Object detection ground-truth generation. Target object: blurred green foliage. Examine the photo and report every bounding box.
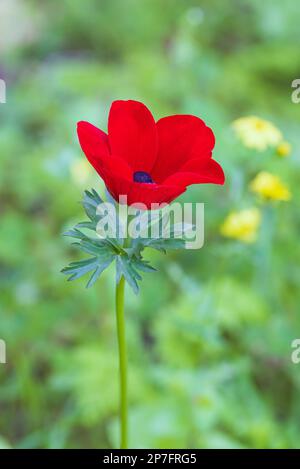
[0,0,300,449]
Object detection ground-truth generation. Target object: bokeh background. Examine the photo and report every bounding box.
[0,0,300,449]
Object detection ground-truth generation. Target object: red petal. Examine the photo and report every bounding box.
[77,121,110,174]
[163,159,225,187]
[127,183,186,208]
[102,172,185,209]
[102,155,133,180]
[151,115,215,183]
[180,158,225,184]
[108,100,158,172]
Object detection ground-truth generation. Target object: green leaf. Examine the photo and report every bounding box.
[82,189,103,220]
[62,253,115,285]
[117,256,140,294]
[61,257,99,278]
[62,189,186,292]
[105,188,117,206]
[63,228,86,239]
[76,221,97,231]
[77,240,109,257]
[86,258,114,288]
[131,257,157,273]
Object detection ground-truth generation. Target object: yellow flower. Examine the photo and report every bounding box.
[220,208,261,243]
[70,159,92,186]
[232,116,282,151]
[250,171,291,201]
[276,141,291,158]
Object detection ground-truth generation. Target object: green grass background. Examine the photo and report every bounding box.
[0,0,300,448]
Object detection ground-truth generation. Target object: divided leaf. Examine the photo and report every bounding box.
[62,189,188,293]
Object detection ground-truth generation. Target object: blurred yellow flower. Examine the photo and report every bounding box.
[276,141,291,158]
[250,171,291,201]
[70,158,92,186]
[220,208,261,243]
[232,116,282,151]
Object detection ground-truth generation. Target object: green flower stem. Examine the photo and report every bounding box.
[115,274,128,449]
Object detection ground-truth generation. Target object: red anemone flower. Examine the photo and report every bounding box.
[77,100,225,209]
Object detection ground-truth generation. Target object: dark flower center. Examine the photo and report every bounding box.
[133,171,154,184]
